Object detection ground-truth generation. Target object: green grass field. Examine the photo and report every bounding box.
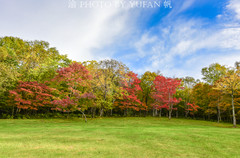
[0,117,239,158]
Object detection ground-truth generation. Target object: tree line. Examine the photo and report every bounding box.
[0,37,239,127]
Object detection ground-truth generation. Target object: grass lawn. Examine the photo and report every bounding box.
[0,117,239,158]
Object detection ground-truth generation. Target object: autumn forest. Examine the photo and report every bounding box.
[1,36,240,127]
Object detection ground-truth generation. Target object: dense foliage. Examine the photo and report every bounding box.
[0,37,240,127]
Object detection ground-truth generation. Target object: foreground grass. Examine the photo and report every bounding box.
[0,117,239,158]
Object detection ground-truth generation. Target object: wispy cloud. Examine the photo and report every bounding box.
[129,0,240,79]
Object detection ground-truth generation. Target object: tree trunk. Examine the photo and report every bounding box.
[91,107,93,118]
[168,92,172,120]
[144,111,147,117]
[124,109,128,116]
[186,110,189,118]
[217,97,221,123]
[176,110,178,118]
[91,107,96,118]
[208,109,210,121]
[159,109,162,117]
[80,110,87,123]
[12,105,14,118]
[219,109,222,122]
[169,107,172,120]
[217,106,221,123]
[231,93,236,128]
[67,111,70,119]
[100,108,104,117]
[185,101,189,118]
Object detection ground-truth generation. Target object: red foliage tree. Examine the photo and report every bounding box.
[152,76,182,119]
[9,81,53,111]
[186,102,200,115]
[118,72,144,114]
[51,62,95,120]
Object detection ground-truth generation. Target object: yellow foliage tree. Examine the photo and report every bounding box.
[215,68,240,127]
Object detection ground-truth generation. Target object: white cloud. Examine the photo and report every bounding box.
[134,33,158,58]
[178,0,196,13]
[0,0,135,62]
[227,0,240,20]
[166,0,196,17]
[132,17,240,79]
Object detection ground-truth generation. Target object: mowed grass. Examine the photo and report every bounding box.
[0,118,240,158]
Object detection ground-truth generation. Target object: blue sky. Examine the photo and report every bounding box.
[0,0,240,79]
